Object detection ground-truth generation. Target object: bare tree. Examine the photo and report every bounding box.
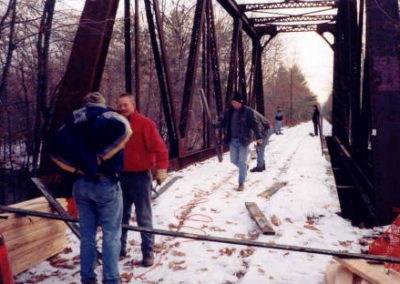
[32,0,56,170]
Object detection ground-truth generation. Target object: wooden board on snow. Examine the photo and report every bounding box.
[257,181,287,198]
[334,257,400,284]
[326,262,368,284]
[245,202,275,235]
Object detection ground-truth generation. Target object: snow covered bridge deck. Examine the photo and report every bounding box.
[15,122,370,283]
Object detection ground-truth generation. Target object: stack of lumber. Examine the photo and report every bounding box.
[326,256,400,284]
[0,197,68,275]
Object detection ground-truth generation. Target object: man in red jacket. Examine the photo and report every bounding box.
[118,93,168,267]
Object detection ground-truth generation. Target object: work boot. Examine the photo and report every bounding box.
[119,247,127,258]
[250,165,265,172]
[237,183,245,191]
[142,251,154,267]
[82,280,97,284]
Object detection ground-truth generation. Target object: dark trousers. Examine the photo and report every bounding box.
[120,171,154,254]
[313,122,319,136]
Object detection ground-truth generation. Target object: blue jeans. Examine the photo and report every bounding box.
[275,120,282,134]
[230,138,249,185]
[256,129,272,167]
[120,171,154,254]
[73,176,122,284]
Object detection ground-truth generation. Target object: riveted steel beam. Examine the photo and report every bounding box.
[216,0,258,39]
[257,23,335,34]
[365,0,400,224]
[239,1,338,11]
[144,0,179,158]
[251,15,336,26]
[179,0,207,140]
[49,0,120,131]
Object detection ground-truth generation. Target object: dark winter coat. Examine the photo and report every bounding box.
[217,105,262,146]
[47,103,132,179]
[275,110,283,121]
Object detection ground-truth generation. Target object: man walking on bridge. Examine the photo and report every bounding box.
[216,92,262,191]
[118,93,168,267]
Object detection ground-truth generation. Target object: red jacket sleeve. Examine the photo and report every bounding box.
[143,120,169,170]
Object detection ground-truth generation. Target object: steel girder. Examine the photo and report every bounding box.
[216,0,258,39]
[365,0,400,224]
[179,0,207,141]
[48,0,120,131]
[178,0,225,162]
[40,0,120,196]
[144,0,180,158]
[239,1,338,11]
[225,19,242,108]
[206,0,223,114]
[252,39,265,115]
[124,0,132,94]
[134,0,141,107]
[250,15,336,25]
[257,23,335,34]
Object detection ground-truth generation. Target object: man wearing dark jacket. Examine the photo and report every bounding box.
[216,92,262,191]
[48,92,132,284]
[118,92,168,267]
[312,104,320,136]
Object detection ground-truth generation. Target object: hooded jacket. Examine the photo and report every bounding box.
[48,103,132,178]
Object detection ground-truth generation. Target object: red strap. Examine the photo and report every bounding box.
[0,234,14,284]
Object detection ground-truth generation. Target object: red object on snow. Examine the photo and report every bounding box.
[67,198,79,218]
[369,214,400,272]
[0,234,14,284]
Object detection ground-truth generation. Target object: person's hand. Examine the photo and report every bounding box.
[156,169,167,185]
[256,139,263,146]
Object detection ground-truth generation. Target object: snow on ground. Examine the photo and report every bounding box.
[15,121,371,284]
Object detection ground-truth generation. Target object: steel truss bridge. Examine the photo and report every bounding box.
[44,0,400,226]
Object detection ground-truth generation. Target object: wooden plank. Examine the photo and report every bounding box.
[245,202,275,235]
[11,237,66,275]
[0,197,67,225]
[6,197,48,209]
[326,263,363,284]
[1,217,63,240]
[0,197,67,236]
[5,221,67,253]
[257,181,288,198]
[9,231,66,262]
[334,257,400,284]
[0,214,44,232]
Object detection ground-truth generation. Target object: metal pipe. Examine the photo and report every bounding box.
[134,0,140,105]
[124,0,133,94]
